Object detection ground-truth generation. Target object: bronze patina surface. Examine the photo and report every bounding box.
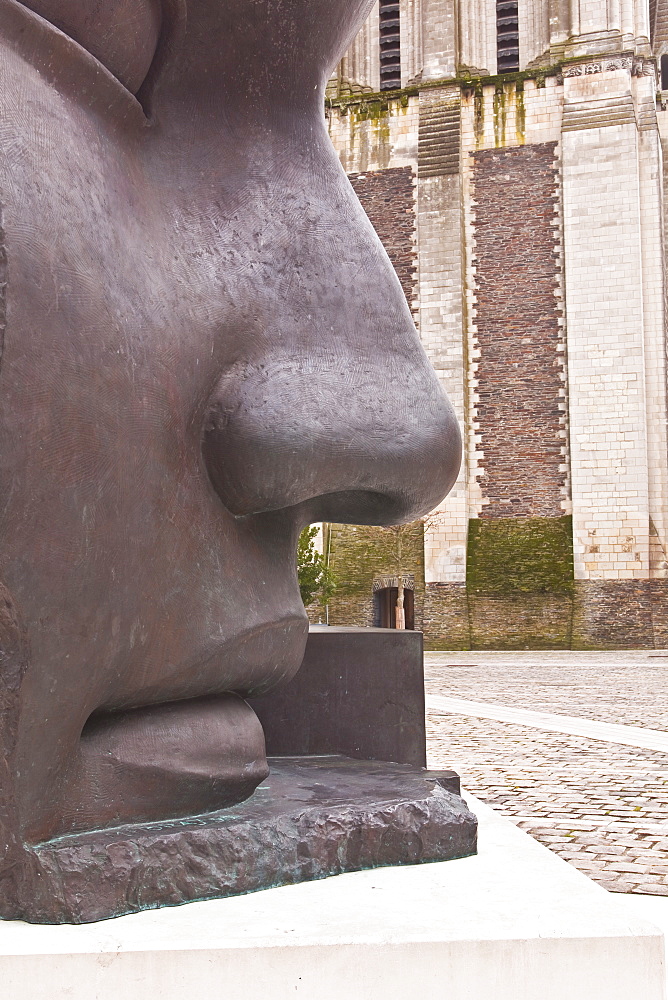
[0,0,464,921]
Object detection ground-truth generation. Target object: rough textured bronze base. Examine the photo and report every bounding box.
[2,756,477,924]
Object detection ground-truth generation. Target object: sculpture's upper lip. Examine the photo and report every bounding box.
[96,611,310,713]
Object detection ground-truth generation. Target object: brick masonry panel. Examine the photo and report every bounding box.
[471,142,565,518]
[348,166,417,316]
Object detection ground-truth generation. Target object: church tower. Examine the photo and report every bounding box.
[322,0,668,648]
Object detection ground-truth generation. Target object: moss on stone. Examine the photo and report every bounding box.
[329,521,424,593]
[493,85,507,147]
[325,521,425,627]
[325,66,563,115]
[469,593,574,649]
[467,516,574,594]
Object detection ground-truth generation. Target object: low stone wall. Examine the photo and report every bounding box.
[420,577,668,649]
[324,521,425,630]
[324,515,668,648]
[423,586,573,651]
[423,583,470,650]
[572,581,668,650]
[468,593,573,649]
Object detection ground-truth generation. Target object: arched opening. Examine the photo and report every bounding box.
[373,586,415,629]
[496,0,519,72]
[379,0,401,90]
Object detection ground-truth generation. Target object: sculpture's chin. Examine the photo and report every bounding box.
[30,694,269,843]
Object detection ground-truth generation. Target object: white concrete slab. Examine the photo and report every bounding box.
[427,694,668,752]
[0,793,663,1000]
[613,895,668,996]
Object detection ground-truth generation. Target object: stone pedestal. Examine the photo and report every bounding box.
[0,795,663,999]
[250,625,430,766]
[10,756,475,924]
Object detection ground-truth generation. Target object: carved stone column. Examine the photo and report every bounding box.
[458,0,497,74]
[561,59,666,622]
[328,2,380,97]
[400,0,423,84]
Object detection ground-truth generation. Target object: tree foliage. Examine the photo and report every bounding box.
[297,525,337,607]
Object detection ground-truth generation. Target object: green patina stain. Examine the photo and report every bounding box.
[467,516,574,594]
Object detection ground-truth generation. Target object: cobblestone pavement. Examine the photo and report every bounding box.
[424,650,668,729]
[424,652,668,895]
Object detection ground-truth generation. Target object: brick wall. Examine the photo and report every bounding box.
[572,582,654,649]
[349,166,418,315]
[471,141,566,518]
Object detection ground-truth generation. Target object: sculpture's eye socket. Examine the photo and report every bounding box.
[19,0,163,94]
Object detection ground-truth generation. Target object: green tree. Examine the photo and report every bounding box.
[297,525,337,608]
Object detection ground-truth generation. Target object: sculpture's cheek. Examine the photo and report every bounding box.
[19,0,162,94]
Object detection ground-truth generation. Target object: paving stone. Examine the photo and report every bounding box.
[425,652,668,896]
[424,651,668,729]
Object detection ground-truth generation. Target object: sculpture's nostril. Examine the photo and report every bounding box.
[202,349,462,526]
[20,0,163,94]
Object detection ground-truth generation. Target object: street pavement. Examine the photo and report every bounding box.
[424,651,668,896]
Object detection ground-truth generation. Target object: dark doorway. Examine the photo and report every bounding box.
[374,586,415,629]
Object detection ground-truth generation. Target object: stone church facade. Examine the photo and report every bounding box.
[318,0,668,648]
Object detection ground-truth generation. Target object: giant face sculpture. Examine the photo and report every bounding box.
[0,0,460,883]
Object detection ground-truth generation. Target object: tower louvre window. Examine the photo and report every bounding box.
[379,0,401,90]
[497,0,520,72]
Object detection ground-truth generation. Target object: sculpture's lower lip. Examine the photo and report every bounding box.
[46,615,312,840]
[44,691,273,840]
[98,612,310,712]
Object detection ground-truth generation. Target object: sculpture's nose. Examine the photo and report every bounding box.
[203,172,461,528]
[203,348,460,527]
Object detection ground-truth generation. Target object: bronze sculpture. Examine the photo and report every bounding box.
[0,0,471,922]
